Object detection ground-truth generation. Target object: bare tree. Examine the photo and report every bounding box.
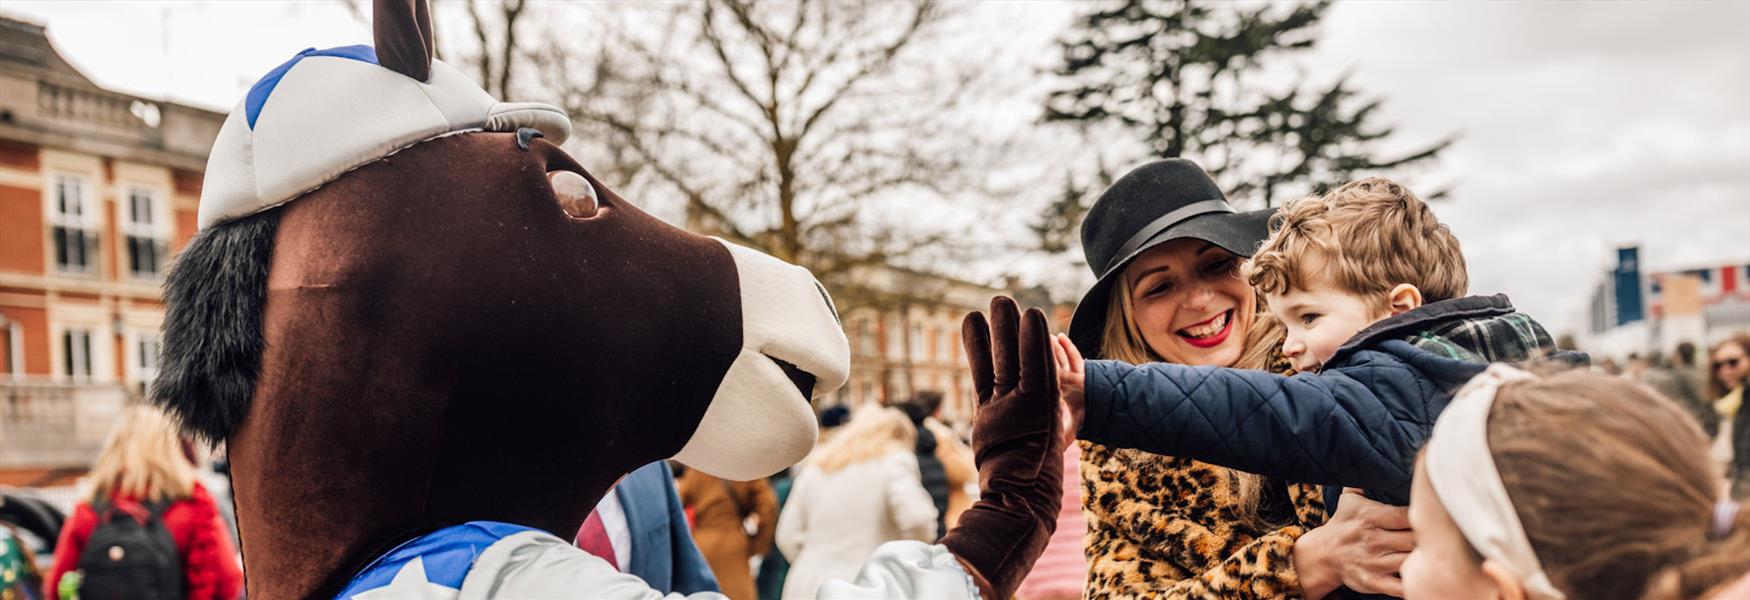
[521,0,1014,311]
[346,0,1023,310]
[341,0,528,97]
[461,0,527,98]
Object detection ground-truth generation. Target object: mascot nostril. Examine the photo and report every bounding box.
[515,126,543,150]
[157,1,1063,598]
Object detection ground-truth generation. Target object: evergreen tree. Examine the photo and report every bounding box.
[1032,160,1114,255]
[1043,0,1451,216]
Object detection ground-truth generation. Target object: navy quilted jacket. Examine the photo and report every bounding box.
[1077,295,1581,505]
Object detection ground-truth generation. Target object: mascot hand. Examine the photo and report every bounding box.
[939,296,1065,599]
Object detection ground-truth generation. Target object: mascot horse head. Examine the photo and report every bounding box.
[151,2,848,597]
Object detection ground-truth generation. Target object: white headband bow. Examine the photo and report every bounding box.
[1424,364,1566,600]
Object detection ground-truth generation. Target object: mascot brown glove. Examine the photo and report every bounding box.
[939,296,1065,599]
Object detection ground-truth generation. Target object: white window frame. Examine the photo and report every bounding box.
[51,173,100,275]
[910,322,925,360]
[886,314,905,358]
[857,318,876,357]
[122,186,172,280]
[129,331,161,396]
[61,328,93,381]
[7,322,23,379]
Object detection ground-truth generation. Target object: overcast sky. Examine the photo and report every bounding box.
[6,0,1748,338]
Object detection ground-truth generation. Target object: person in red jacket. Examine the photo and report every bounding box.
[44,405,241,600]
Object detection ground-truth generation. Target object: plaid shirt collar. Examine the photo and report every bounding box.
[1328,294,1548,366]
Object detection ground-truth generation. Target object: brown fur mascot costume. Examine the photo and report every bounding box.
[153,1,1062,598]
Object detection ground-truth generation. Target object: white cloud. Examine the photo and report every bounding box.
[4,1,368,110]
[1299,1,1750,336]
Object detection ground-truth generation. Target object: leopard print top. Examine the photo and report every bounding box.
[1079,349,1328,599]
[1080,444,1327,599]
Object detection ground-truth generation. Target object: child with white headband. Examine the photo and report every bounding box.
[1403,364,1749,600]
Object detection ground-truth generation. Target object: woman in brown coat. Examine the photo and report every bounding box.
[677,468,778,600]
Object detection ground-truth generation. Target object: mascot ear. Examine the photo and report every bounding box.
[374,0,434,82]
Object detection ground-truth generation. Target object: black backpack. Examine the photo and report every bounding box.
[74,498,182,600]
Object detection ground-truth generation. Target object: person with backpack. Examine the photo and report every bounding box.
[44,405,241,600]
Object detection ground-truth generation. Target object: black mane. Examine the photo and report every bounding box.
[151,208,280,444]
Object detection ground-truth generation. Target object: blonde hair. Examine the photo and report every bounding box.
[1248,178,1468,307]
[85,404,195,504]
[806,407,916,474]
[1479,369,1750,600]
[1098,268,1289,527]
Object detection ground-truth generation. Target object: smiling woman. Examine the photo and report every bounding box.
[1105,239,1257,367]
[1068,159,1414,599]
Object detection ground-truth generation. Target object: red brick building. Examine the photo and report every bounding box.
[831,266,1073,425]
[0,15,224,484]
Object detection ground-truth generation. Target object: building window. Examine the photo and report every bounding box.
[135,333,160,395]
[6,322,23,377]
[857,319,876,356]
[62,329,93,381]
[125,187,170,279]
[52,175,99,275]
[886,314,905,357]
[911,322,925,359]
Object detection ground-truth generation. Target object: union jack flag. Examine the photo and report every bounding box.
[1647,263,1750,318]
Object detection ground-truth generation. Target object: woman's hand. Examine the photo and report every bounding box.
[1050,333,1086,447]
[1293,488,1413,599]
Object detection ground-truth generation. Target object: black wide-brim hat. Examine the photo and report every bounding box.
[1068,158,1276,359]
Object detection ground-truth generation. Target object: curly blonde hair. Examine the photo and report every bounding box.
[804,407,916,474]
[1248,178,1468,307]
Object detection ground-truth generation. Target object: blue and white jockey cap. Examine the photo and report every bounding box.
[198,45,571,229]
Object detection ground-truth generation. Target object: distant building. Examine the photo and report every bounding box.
[1584,246,1750,358]
[829,265,1012,424]
[0,14,225,485]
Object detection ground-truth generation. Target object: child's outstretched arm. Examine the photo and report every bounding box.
[1050,334,1085,447]
[1076,354,1478,503]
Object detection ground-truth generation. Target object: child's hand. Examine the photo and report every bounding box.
[1051,333,1085,447]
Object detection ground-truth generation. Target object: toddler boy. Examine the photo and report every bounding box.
[1054,178,1581,505]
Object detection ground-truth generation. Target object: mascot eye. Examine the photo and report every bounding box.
[549,170,600,219]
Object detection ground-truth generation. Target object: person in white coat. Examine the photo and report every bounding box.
[777,408,940,599]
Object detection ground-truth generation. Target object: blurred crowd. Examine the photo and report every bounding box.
[4,332,1743,600]
[1604,334,1750,498]
[673,391,977,600]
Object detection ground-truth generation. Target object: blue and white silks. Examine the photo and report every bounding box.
[338,521,980,599]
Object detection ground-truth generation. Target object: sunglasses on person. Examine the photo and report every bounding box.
[1716,357,1746,371]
